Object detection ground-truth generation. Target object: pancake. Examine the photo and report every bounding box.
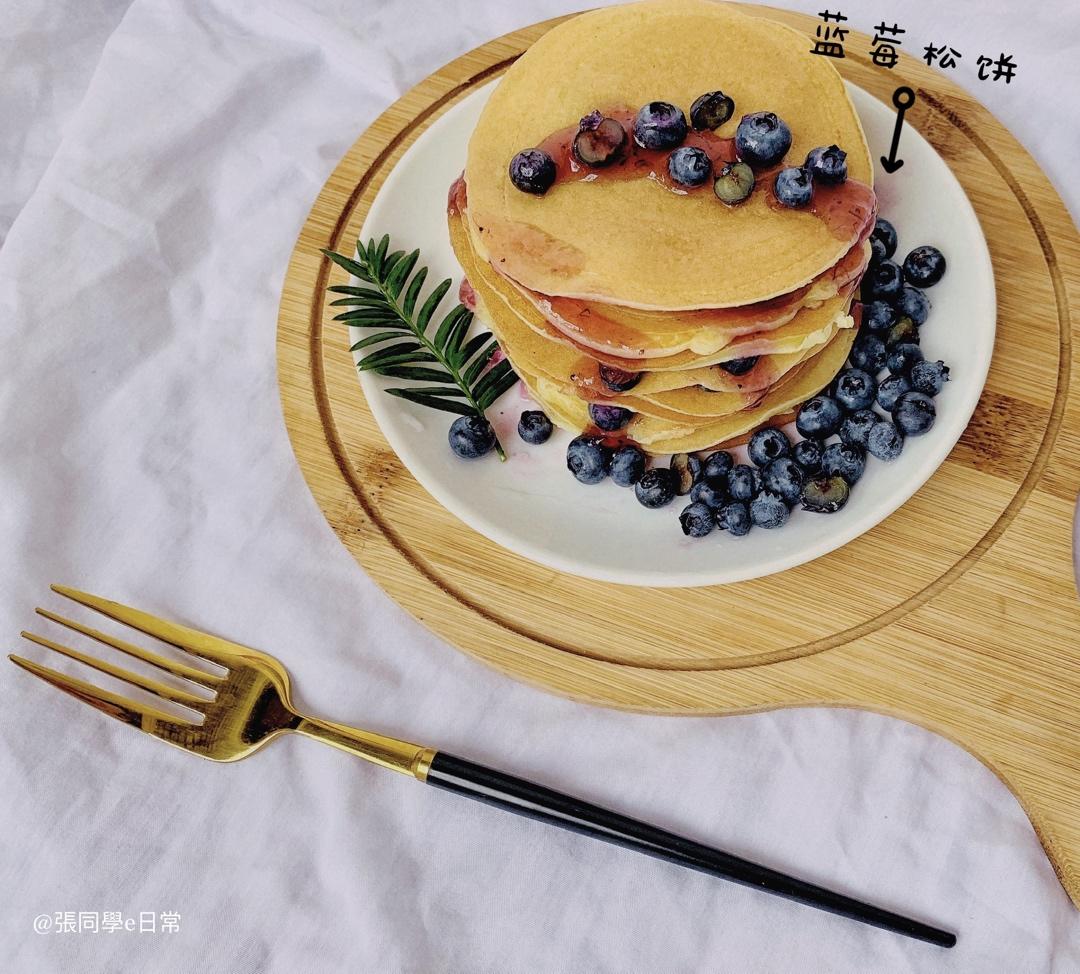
[613,326,853,422]
[517,367,591,434]
[473,288,758,421]
[465,0,874,309]
[451,205,855,373]
[486,228,871,357]
[628,328,857,452]
[456,213,837,409]
[518,328,850,449]
[632,344,816,395]
[510,325,856,452]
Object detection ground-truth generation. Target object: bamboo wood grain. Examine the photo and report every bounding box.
[276,7,1080,904]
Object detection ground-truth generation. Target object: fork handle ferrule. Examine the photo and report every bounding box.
[295,716,435,778]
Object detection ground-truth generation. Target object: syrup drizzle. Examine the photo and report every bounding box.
[530,108,876,241]
[534,109,737,196]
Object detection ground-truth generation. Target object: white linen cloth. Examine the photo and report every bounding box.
[2,1,1078,970]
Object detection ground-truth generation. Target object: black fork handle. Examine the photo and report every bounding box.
[425,751,956,948]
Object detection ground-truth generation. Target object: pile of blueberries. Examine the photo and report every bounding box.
[509,93,846,210]
[491,216,949,540]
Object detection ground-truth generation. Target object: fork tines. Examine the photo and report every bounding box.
[9,585,227,735]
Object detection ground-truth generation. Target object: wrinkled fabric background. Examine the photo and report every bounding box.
[2,1,1078,971]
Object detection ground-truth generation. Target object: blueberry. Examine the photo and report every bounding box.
[719,356,758,375]
[886,317,920,348]
[895,284,930,326]
[864,300,898,333]
[863,260,903,302]
[727,463,761,502]
[690,478,726,508]
[886,342,923,375]
[517,410,553,445]
[670,453,699,495]
[801,475,851,514]
[713,161,755,206]
[910,360,951,396]
[876,373,912,412]
[609,445,647,487]
[902,245,946,288]
[773,166,814,208]
[448,415,496,459]
[573,112,627,167]
[892,391,936,436]
[633,101,688,150]
[870,218,898,259]
[796,395,843,438]
[850,333,887,374]
[509,149,557,195]
[598,363,641,392]
[762,457,806,506]
[834,368,877,411]
[867,420,904,461]
[589,402,632,431]
[702,450,735,480]
[748,427,792,467]
[792,438,825,474]
[750,491,790,529]
[668,146,712,187]
[690,90,735,130]
[566,434,611,484]
[735,112,792,168]
[635,467,678,508]
[717,501,752,536]
[804,144,847,184]
[839,408,879,449]
[869,237,888,267]
[679,502,715,538]
[822,442,866,485]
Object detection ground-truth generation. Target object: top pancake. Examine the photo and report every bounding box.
[465,0,873,310]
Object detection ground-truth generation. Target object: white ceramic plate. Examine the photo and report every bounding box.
[355,81,995,587]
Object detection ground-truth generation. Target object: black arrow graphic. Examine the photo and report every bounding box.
[880,86,915,174]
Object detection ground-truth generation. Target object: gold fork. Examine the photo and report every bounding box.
[10,585,956,948]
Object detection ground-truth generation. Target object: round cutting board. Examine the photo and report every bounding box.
[277,6,1080,904]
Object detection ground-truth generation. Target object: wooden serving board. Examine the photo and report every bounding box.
[276,7,1080,904]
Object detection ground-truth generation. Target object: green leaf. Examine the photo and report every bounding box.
[478,368,521,410]
[391,385,470,397]
[343,323,410,334]
[462,339,500,385]
[360,353,438,373]
[382,250,405,278]
[376,365,455,382]
[445,311,474,366]
[458,332,491,365]
[333,306,402,322]
[416,279,452,333]
[385,249,419,298]
[433,303,469,351]
[401,266,428,317]
[328,285,383,298]
[322,249,371,282]
[329,295,386,307]
[473,358,515,402]
[356,341,425,369]
[384,388,475,416]
[349,331,406,352]
[373,235,390,273]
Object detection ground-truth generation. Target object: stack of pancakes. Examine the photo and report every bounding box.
[448,0,876,454]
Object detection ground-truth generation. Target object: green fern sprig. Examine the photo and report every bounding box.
[322,234,519,460]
